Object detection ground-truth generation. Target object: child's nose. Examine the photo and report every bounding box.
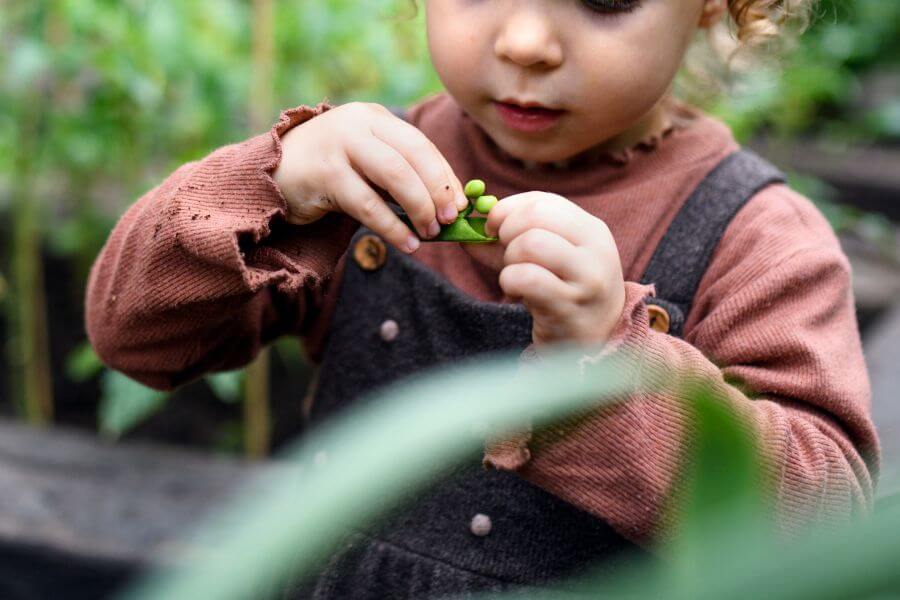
[493,9,563,69]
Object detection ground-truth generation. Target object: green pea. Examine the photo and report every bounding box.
[474,195,498,215]
[464,179,486,200]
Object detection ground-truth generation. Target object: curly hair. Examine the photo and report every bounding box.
[674,0,818,101]
[726,0,815,49]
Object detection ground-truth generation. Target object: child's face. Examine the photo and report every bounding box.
[426,0,715,164]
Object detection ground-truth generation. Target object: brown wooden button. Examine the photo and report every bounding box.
[353,234,387,271]
[647,304,671,334]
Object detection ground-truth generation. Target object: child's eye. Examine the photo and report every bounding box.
[581,0,641,14]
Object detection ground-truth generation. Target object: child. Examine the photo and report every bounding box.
[86,0,879,597]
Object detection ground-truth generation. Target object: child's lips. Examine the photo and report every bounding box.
[494,101,566,133]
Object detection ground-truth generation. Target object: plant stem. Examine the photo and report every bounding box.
[243,348,271,458]
[242,0,276,458]
[6,4,55,424]
[10,172,55,424]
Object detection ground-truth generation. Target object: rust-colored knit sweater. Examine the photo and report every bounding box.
[85,92,879,546]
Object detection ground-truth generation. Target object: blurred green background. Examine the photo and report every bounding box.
[1,0,898,453]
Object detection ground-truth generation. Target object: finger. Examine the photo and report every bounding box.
[346,136,438,239]
[328,164,420,254]
[437,153,470,212]
[499,262,576,313]
[371,117,468,224]
[503,228,594,283]
[416,127,470,214]
[497,200,596,249]
[484,192,539,238]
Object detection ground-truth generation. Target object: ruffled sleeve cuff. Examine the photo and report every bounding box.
[482,281,655,471]
[167,101,358,297]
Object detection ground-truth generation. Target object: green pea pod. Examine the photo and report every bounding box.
[433,216,496,243]
[396,208,497,243]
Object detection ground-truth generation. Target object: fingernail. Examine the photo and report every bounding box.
[457,194,470,210]
[442,204,459,223]
[406,235,420,253]
[427,219,441,238]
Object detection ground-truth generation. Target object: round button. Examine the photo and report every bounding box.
[353,234,387,271]
[380,319,399,342]
[470,513,492,537]
[647,304,671,334]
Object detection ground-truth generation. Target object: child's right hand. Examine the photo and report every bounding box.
[272,102,470,253]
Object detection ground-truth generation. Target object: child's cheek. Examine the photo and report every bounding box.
[426,3,482,99]
[571,2,699,131]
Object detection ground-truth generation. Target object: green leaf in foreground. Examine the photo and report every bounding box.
[662,385,770,598]
[120,345,899,600]
[121,345,637,600]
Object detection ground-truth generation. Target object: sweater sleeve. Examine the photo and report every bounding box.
[85,102,359,391]
[515,184,880,546]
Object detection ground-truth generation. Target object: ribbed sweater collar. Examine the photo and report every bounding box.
[422,93,737,198]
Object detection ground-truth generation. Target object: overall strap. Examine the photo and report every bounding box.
[640,149,786,337]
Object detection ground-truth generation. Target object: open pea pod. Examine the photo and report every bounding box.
[396,204,498,243]
[433,216,495,243]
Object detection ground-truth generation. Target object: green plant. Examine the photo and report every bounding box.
[117,345,893,600]
[65,340,246,440]
[1,0,441,433]
[709,0,900,144]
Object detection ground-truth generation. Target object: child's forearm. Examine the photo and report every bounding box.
[85,106,356,390]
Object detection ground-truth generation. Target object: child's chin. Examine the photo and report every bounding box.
[491,133,576,166]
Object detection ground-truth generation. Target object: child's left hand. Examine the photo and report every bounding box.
[463,192,626,347]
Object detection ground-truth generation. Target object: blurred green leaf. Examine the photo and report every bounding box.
[122,345,639,600]
[205,369,244,404]
[4,39,51,89]
[99,370,168,439]
[64,340,104,382]
[664,385,769,597]
[119,345,900,600]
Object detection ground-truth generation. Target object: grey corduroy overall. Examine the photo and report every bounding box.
[288,150,785,599]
